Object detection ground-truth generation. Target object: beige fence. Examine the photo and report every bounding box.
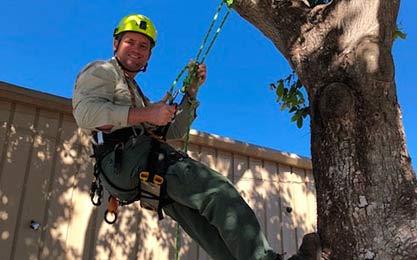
[0,81,316,260]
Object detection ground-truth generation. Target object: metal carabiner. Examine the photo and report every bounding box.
[90,182,103,206]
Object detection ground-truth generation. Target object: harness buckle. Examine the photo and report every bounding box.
[153,175,164,185]
[139,171,150,182]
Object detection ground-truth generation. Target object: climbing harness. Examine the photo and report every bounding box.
[89,127,188,224]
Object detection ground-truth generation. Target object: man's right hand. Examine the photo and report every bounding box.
[128,93,177,126]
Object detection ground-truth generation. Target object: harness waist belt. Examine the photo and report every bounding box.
[93,127,145,144]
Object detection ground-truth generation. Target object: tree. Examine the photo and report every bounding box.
[231,0,417,259]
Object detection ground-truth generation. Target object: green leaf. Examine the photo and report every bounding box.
[394,25,407,40]
[296,117,303,128]
[394,30,407,40]
[276,80,284,98]
[291,113,298,122]
[291,94,298,105]
[271,71,310,128]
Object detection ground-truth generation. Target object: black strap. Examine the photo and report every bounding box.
[113,143,124,175]
[92,127,144,144]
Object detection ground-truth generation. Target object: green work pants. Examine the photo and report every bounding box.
[163,157,278,260]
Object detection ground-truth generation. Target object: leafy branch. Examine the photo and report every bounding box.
[270,72,309,128]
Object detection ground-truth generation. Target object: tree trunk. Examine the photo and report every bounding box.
[232,0,417,258]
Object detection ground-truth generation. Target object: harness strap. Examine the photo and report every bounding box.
[138,137,174,219]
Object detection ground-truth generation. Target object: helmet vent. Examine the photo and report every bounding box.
[139,21,147,30]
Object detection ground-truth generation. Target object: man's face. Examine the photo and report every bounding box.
[113,32,152,73]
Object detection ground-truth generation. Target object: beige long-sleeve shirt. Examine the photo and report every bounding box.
[72,57,198,140]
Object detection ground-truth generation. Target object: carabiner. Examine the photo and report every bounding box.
[90,182,103,206]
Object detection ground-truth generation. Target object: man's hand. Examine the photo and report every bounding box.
[128,93,177,126]
[187,61,207,97]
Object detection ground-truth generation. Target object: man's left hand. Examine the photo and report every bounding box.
[187,62,207,97]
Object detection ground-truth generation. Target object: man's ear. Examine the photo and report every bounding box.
[113,39,119,53]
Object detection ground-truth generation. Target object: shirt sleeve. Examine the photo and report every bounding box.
[72,61,131,131]
[165,93,199,140]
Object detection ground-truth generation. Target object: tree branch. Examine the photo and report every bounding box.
[232,0,311,58]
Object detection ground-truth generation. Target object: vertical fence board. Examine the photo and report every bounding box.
[0,99,12,259]
[248,158,267,231]
[0,100,12,173]
[216,150,233,180]
[291,167,309,249]
[40,115,79,259]
[66,143,95,260]
[263,161,282,254]
[278,164,298,258]
[233,154,248,184]
[200,146,216,168]
[0,104,35,260]
[136,208,170,260]
[14,109,60,260]
[186,143,200,161]
[157,216,177,260]
[305,169,317,234]
[0,100,12,257]
[94,189,117,260]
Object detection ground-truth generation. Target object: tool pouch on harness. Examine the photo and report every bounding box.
[96,133,152,204]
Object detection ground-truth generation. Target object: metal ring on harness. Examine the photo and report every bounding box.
[104,196,119,224]
[104,210,118,224]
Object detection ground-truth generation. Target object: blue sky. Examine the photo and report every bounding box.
[1,0,416,169]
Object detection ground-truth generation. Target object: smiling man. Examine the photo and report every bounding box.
[72,14,282,260]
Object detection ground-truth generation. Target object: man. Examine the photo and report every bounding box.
[73,14,281,260]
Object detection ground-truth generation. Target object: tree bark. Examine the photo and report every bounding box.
[232,0,417,258]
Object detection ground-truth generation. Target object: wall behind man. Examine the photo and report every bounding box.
[0,81,316,260]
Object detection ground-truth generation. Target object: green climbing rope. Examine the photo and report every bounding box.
[171,1,233,259]
[167,0,233,101]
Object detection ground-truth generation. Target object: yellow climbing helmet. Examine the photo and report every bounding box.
[113,14,157,46]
